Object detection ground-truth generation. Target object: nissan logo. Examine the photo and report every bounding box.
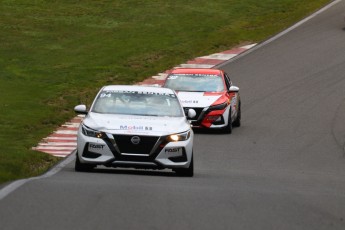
[131,136,141,145]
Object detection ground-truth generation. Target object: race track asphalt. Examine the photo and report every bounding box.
[1,1,345,229]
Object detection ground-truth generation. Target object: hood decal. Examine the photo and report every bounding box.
[83,113,189,135]
[177,92,222,107]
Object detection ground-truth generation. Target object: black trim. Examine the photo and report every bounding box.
[81,144,102,159]
[208,102,227,111]
[212,116,225,125]
[168,148,187,162]
[113,135,159,155]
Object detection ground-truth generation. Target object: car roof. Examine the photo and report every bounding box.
[101,85,175,94]
[169,68,223,75]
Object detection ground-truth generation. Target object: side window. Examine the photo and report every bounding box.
[224,73,232,89]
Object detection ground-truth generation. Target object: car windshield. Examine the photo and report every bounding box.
[165,74,225,92]
[91,90,184,117]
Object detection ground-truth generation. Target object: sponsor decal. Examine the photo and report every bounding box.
[178,92,222,107]
[120,125,153,131]
[181,100,199,104]
[165,147,182,153]
[100,91,175,98]
[89,144,105,150]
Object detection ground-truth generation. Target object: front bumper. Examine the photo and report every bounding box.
[76,127,193,169]
[186,106,231,129]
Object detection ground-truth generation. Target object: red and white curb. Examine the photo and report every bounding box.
[138,44,256,86]
[32,43,256,157]
[32,116,83,157]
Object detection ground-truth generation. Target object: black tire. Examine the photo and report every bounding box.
[75,153,95,172]
[233,102,241,127]
[223,108,232,134]
[174,156,194,177]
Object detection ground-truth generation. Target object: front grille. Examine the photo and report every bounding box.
[113,135,159,155]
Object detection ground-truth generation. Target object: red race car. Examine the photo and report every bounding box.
[164,68,241,133]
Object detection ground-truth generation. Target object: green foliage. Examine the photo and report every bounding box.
[0,0,330,184]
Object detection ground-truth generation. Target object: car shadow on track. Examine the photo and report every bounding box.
[192,127,239,135]
[75,167,182,177]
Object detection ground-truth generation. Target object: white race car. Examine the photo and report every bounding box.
[74,85,195,176]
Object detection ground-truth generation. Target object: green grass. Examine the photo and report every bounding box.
[0,0,330,184]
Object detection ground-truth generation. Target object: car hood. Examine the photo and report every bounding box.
[177,91,223,108]
[83,112,190,135]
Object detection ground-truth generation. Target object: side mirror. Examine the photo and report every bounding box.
[229,86,239,93]
[187,109,196,119]
[74,104,88,114]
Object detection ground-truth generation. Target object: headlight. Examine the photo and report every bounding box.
[81,124,105,138]
[209,102,227,111]
[167,130,191,142]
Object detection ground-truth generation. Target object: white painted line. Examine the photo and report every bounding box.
[158,73,168,77]
[34,146,76,150]
[241,44,257,49]
[152,73,168,80]
[200,53,237,60]
[138,84,161,87]
[0,179,28,200]
[178,64,215,68]
[42,148,76,156]
[54,154,72,157]
[55,130,78,135]
[0,152,76,200]
[62,123,80,128]
[38,142,77,146]
[45,137,77,140]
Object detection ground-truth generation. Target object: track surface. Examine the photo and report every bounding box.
[1,1,345,229]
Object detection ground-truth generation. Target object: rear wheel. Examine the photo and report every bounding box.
[75,153,95,172]
[174,156,194,177]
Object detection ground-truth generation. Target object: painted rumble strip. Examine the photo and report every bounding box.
[32,116,82,157]
[32,44,256,157]
[137,44,256,86]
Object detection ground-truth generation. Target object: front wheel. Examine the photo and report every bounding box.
[75,153,95,172]
[223,108,232,134]
[233,102,241,127]
[174,156,194,177]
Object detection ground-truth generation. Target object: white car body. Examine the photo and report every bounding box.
[74,85,194,176]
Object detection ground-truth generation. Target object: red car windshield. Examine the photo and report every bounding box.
[165,74,225,92]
